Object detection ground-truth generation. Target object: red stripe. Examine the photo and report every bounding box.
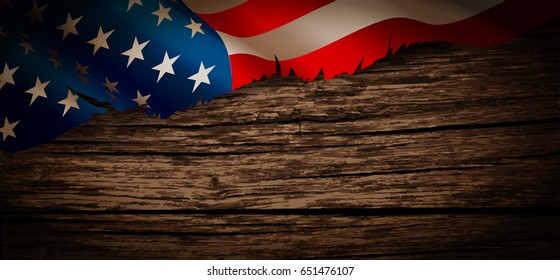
[197,0,333,37]
[229,0,560,89]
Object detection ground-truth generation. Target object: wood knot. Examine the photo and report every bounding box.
[210,176,219,188]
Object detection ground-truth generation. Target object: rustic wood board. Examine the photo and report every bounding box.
[1,20,559,259]
[2,214,558,259]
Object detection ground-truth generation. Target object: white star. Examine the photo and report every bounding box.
[74,61,90,76]
[58,90,80,116]
[152,51,179,82]
[103,77,119,93]
[18,40,36,55]
[188,62,215,93]
[25,77,49,105]
[47,56,62,69]
[24,0,48,25]
[132,90,150,107]
[87,26,114,55]
[0,117,19,142]
[151,3,172,27]
[127,0,143,12]
[185,18,204,38]
[57,13,82,40]
[122,37,149,67]
[0,63,18,91]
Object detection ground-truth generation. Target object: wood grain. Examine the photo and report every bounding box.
[0,20,559,259]
[3,214,558,259]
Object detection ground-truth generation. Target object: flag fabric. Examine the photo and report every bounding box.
[190,0,560,88]
[0,0,558,152]
[0,0,231,152]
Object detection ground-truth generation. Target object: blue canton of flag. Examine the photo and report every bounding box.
[0,0,232,152]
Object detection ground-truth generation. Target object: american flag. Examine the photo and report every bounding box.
[0,0,558,152]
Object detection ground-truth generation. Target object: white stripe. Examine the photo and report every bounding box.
[182,0,247,14]
[219,0,504,60]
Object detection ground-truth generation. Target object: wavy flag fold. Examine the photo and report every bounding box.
[0,0,558,151]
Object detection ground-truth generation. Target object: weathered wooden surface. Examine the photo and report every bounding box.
[1,20,559,259]
[3,214,558,259]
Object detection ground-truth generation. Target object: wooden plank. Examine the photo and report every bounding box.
[2,213,558,259]
[0,131,558,210]
[0,21,558,211]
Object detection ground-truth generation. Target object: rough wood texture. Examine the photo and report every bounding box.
[1,20,559,259]
[3,214,558,259]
